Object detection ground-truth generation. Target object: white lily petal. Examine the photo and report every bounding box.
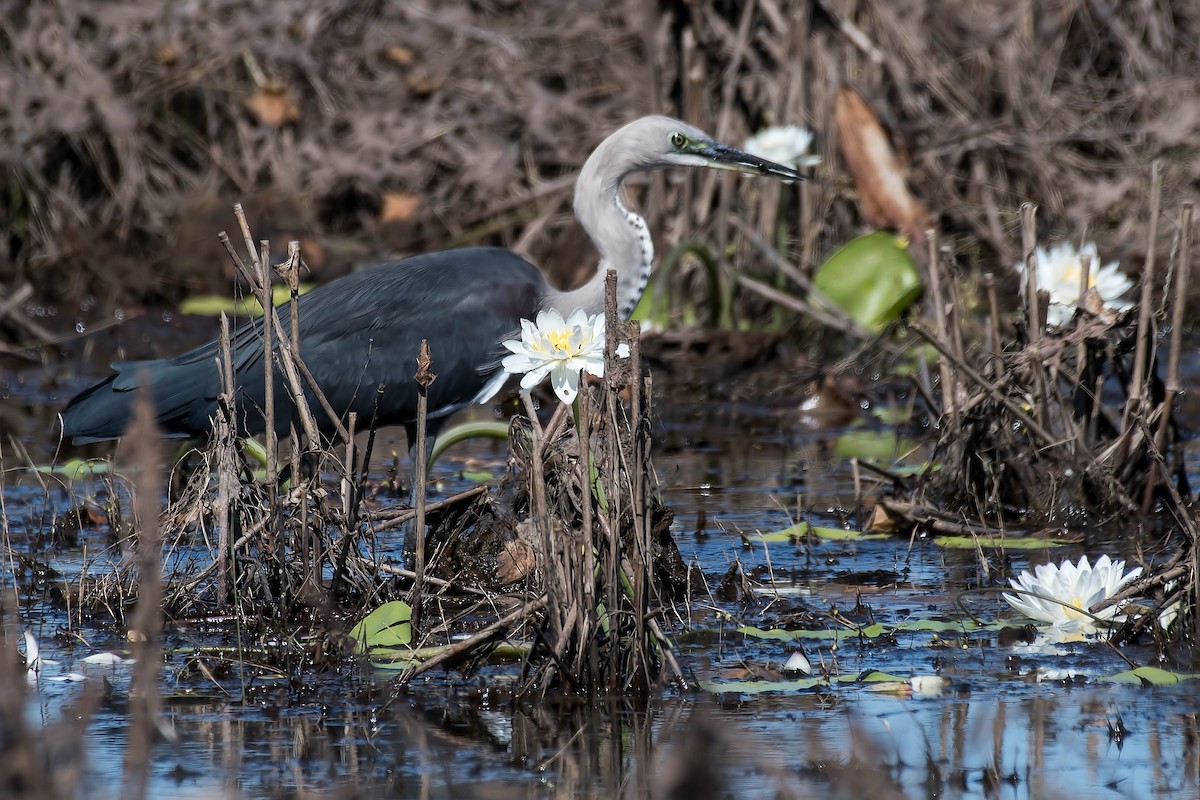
[744,125,817,167]
[1014,241,1132,328]
[549,365,581,404]
[22,630,39,667]
[1003,554,1142,635]
[82,652,132,666]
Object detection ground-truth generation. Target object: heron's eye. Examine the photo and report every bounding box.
[669,131,686,149]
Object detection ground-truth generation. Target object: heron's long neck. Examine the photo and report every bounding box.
[543,138,653,319]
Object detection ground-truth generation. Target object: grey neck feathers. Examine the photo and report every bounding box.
[543,131,654,320]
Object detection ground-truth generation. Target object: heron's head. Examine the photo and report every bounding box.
[611,115,804,183]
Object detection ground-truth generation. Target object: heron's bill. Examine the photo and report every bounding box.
[698,142,805,183]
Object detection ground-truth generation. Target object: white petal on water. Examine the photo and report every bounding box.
[783,651,812,675]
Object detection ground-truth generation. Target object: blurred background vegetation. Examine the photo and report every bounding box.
[2,0,1197,331]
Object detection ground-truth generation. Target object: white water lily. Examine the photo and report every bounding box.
[783,650,812,675]
[909,675,947,697]
[1158,580,1181,632]
[1004,554,1142,635]
[22,630,41,684]
[1014,241,1133,327]
[82,651,135,666]
[501,308,628,404]
[744,125,821,169]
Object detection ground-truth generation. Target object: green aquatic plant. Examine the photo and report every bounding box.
[349,600,412,654]
[179,283,314,317]
[813,231,921,331]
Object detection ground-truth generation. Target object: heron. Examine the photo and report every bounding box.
[60,116,802,457]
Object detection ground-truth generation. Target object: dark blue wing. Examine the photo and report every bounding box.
[61,247,545,443]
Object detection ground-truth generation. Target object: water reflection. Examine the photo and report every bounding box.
[120,690,1196,798]
[5,331,1200,798]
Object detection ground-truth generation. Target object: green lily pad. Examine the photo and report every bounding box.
[179,284,314,317]
[698,676,823,694]
[833,428,922,464]
[856,669,909,683]
[756,521,890,543]
[39,458,112,479]
[349,601,413,653]
[813,231,921,332]
[933,536,1070,550]
[1100,666,1200,686]
[736,623,889,642]
[698,668,909,695]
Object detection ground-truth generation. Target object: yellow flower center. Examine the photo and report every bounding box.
[1063,595,1085,620]
[545,329,573,352]
[1061,262,1095,293]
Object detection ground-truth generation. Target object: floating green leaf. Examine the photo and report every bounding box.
[813,231,921,332]
[756,521,890,543]
[1100,666,1200,686]
[349,601,413,654]
[698,676,823,694]
[833,428,921,464]
[933,536,1070,550]
[179,284,314,317]
[39,458,112,479]
[699,668,908,695]
[736,623,888,642]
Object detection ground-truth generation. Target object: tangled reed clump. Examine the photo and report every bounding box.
[67,218,686,696]
[902,201,1193,527]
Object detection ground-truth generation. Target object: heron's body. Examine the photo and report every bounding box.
[62,248,544,445]
[61,116,802,447]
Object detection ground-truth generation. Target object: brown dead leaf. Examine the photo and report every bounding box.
[380,192,421,223]
[835,86,932,242]
[156,43,180,66]
[384,45,414,66]
[84,506,110,527]
[496,539,536,584]
[245,84,300,127]
[405,68,446,97]
[865,503,896,534]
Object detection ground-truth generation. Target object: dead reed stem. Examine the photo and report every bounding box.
[1020,203,1050,432]
[122,385,164,800]
[927,228,958,430]
[220,240,325,449]
[1127,161,1164,418]
[403,594,549,682]
[252,232,277,517]
[216,314,235,606]
[410,340,435,630]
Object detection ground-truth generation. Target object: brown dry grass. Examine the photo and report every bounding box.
[4,1,1199,328]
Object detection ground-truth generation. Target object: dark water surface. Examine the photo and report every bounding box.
[4,319,1200,799]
